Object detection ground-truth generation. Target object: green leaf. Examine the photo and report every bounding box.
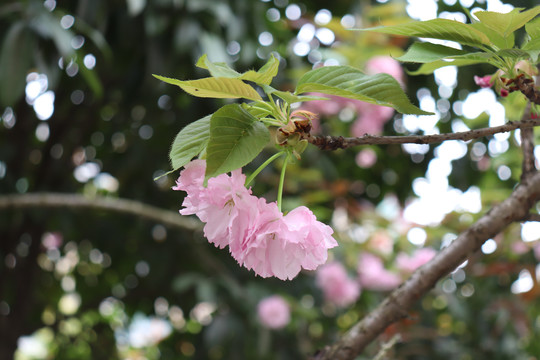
[153,74,262,101]
[273,91,329,104]
[525,17,540,39]
[260,85,329,104]
[0,23,35,107]
[239,55,280,85]
[396,42,469,63]
[474,6,540,38]
[404,47,534,76]
[76,53,103,98]
[406,55,491,75]
[195,54,279,85]
[471,22,514,49]
[522,36,540,52]
[169,115,212,170]
[495,49,531,59]
[295,66,431,115]
[196,54,241,78]
[205,104,270,180]
[525,50,540,62]
[360,19,491,47]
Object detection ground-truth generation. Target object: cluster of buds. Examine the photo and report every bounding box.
[475,60,539,99]
[276,110,317,159]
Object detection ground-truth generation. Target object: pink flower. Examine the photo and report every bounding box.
[257,295,290,329]
[316,262,361,307]
[500,89,509,97]
[239,206,338,280]
[172,159,207,215]
[357,253,401,291]
[173,160,338,280]
[474,75,492,88]
[395,247,437,273]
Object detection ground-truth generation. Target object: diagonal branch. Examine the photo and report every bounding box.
[0,192,201,231]
[309,118,540,150]
[314,171,540,360]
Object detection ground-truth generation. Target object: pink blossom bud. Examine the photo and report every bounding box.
[474,75,492,88]
[500,89,509,97]
[257,295,290,329]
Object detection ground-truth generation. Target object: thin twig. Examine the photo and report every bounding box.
[0,192,201,231]
[309,118,540,150]
[372,334,401,360]
[313,171,540,360]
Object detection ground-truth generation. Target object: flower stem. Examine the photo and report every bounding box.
[245,151,285,188]
[277,152,291,212]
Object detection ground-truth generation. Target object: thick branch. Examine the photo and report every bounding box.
[522,213,540,222]
[309,118,540,150]
[315,171,540,360]
[520,103,536,182]
[0,192,200,231]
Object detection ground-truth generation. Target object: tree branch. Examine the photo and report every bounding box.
[0,192,200,231]
[520,103,536,182]
[314,171,540,360]
[521,213,540,222]
[309,118,540,150]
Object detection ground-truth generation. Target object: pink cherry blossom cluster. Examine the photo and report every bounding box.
[316,262,361,307]
[173,159,338,280]
[257,295,290,329]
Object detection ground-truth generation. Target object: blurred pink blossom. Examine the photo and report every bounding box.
[350,102,395,136]
[474,75,492,88]
[365,55,405,86]
[511,241,529,255]
[357,253,401,291]
[257,295,290,329]
[395,247,437,273]
[355,149,377,168]
[41,232,63,250]
[316,262,361,307]
[173,160,337,280]
[301,94,395,136]
[368,231,394,255]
